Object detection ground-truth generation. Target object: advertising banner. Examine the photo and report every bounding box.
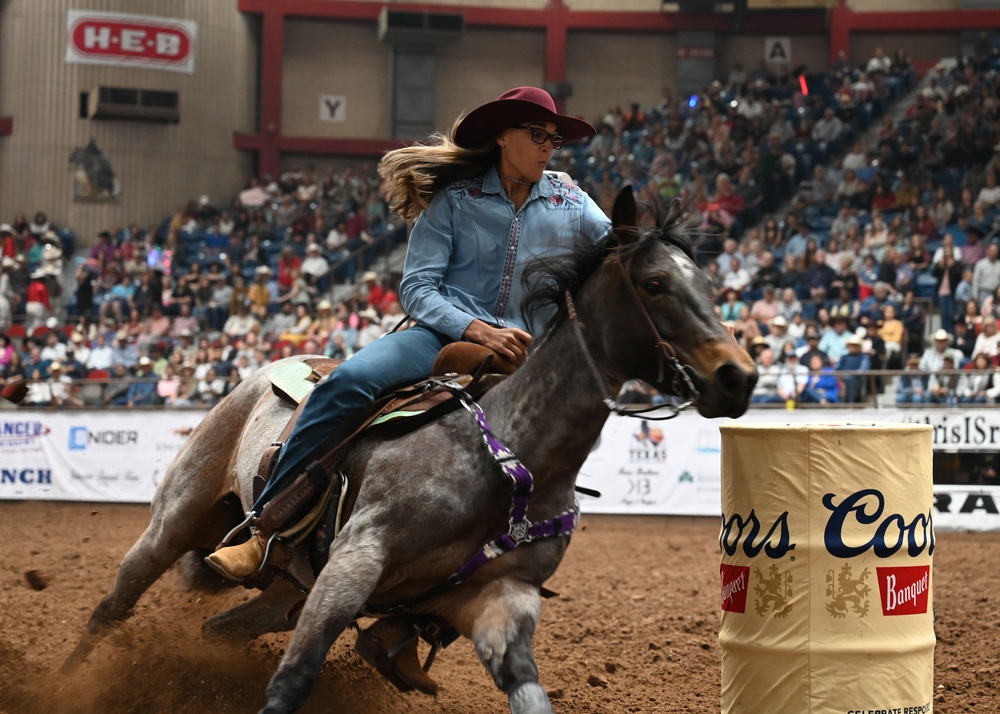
[577,408,1000,530]
[2,408,998,532]
[66,10,197,74]
[0,411,203,502]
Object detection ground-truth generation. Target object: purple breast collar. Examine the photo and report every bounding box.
[453,392,580,583]
[361,386,578,616]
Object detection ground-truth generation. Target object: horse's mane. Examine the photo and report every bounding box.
[521,201,699,333]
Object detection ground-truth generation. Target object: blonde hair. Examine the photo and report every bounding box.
[378,119,500,221]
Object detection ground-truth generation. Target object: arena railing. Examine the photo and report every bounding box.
[748,367,998,409]
[7,368,999,410]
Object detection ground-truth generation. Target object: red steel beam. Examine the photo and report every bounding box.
[847,8,1000,33]
[237,0,824,34]
[0,117,11,136]
[257,5,285,178]
[829,0,851,69]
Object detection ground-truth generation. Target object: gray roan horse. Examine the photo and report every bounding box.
[72,187,757,713]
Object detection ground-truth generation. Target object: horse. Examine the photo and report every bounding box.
[71,187,757,714]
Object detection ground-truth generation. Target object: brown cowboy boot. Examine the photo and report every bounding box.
[355,617,440,695]
[204,530,267,581]
[205,460,334,581]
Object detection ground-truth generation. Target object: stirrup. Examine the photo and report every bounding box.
[258,530,280,576]
[217,510,257,548]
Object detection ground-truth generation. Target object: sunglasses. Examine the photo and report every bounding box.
[512,125,565,150]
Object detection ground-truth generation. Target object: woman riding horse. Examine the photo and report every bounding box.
[206,87,610,579]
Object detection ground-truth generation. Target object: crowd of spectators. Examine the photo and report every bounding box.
[0,165,406,407]
[4,37,1000,409]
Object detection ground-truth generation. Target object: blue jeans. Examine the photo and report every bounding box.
[896,391,925,404]
[253,324,450,511]
[841,376,863,403]
[938,295,955,336]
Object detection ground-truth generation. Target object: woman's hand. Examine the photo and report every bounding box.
[463,320,532,366]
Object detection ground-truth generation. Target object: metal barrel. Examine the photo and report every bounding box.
[719,422,935,714]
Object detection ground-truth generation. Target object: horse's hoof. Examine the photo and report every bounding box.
[508,681,554,714]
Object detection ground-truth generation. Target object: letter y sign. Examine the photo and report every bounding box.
[319,95,346,122]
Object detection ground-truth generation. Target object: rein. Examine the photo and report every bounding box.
[564,252,700,421]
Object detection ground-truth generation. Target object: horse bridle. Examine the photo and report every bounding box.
[565,251,700,421]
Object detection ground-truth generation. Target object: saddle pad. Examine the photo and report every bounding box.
[270,357,341,405]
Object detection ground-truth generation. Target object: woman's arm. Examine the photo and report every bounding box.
[398,191,475,341]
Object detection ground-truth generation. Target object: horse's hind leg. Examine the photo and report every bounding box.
[202,576,305,641]
[63,467,241,673]
[86,490,240,634]
[454,578,553,714]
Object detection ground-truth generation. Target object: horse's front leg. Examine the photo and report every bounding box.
[454,578,553,714]
[258,526,386,714]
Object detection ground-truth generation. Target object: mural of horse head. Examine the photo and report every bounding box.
[69,139,120,202]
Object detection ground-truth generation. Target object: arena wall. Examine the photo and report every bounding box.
[716,33,829,77]
[437,29,548,127]
[0,0,257,246]
[1,407,995,532]
[567,32,677,120]
[282,19,389,139]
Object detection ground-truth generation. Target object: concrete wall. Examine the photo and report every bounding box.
[0,0,256,247]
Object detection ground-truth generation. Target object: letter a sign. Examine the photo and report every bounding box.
[764,37,791,65]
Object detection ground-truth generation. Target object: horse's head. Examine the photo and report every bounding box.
[522,187,756,418]
[587,187,757,419]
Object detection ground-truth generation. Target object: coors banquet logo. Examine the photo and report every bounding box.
[719,509,796,559]
[823,488,935,559]
[721,489,933,617]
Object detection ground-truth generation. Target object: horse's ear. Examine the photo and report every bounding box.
[611,186,637,231]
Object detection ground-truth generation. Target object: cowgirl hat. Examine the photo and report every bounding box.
[453,87,596,149]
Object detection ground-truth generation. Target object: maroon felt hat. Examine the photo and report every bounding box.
[453,87,596,149]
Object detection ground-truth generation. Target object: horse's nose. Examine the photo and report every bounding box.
[715,361,757,398]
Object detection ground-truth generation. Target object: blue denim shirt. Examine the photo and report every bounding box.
[399,167,611,341]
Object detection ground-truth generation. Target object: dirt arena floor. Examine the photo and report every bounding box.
[0,502,996,714]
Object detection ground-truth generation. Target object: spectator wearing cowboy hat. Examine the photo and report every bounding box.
[47,361,82,407]
[247,265,274,312]
[125,356,159,407]
[207,86,610,592]
[25,266,53,332]
[764,315,793,355]
[355,307,383,351]
[300,242,330,286]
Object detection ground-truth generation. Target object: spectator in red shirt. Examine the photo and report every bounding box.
[0,224,16,258]
[25,268,52,331]
[276,246,302,294]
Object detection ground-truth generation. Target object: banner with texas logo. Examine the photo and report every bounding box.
[0,411,203,502]
[718,423,935,714]
[576,412,726,515]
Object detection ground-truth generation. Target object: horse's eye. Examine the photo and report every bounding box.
[643,278,665,295]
